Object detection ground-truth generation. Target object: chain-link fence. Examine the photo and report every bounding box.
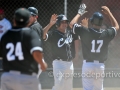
[1,0,120,69]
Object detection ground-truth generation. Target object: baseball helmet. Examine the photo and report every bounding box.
[56,14,68,27]
[90,12,103,26]
[28,7,38,16]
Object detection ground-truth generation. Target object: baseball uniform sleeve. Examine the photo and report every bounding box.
[72,23,89,36]
[24,29,43,54]
[72,33,79,41]
[101,27,117,40]
[44,30,53,41]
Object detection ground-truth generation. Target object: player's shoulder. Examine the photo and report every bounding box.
[22,27,31,31]
[35,21,42,27]
[22,27,35,34]
[73,23,88,29]
[20,27,39,41]
[101,27,116,34]
[48,29,56,34]
[9,27,32,35]
[105,27,116,31]
[30,21,42,28]
[8,27,29,35]
[47,29,61,38]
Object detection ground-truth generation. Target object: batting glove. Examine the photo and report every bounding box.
[78,3,87,16]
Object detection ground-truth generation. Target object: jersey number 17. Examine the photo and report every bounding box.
[91,40,103,53]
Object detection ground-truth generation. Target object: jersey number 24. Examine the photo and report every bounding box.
[91,40,103,53]
[6,42,24,61]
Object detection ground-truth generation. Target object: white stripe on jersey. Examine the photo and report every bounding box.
[30,47,43,54]
[91,28,104,33]
[111,27,117,36]
[44,33,48,41]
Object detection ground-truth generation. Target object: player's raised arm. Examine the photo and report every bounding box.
[101,6,119,31]
[69,3,87,29]
[43,14,57,40]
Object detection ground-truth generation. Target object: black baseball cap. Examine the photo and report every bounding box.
[14,8,31,25]
[28,7,38,16]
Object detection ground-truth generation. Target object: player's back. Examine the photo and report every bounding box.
[80,28,114,61]
[0,27,39,73]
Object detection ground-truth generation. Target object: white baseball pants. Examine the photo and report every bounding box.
[1,71,41,90]
[82,60,105,90]
[52,59,74,90]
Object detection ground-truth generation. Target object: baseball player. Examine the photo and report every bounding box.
[28,7,44,77]
[43,14,80,90]
[69,3,119,90]
[0,8,47,90]
[28,7,43,39]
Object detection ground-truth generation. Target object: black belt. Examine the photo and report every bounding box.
[20,71,36,75]
[86,60,104,63]
[55,58,72,62]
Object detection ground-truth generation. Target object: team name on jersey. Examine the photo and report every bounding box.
[57,35,73,47]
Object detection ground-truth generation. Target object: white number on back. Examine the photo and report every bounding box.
[91,40,103,53]
[6,42,24,61]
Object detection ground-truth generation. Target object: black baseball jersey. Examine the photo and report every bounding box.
[0,27,43,74]
[30,21,43,39]
[45,30,78,60]
[70,34,79,58]
[72,23,116,61]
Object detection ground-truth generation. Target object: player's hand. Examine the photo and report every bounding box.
[49,14,58,26]
[78,3,87,16]
[101,6,111,15]
[80,18,89,28]
[41,61,48,71]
